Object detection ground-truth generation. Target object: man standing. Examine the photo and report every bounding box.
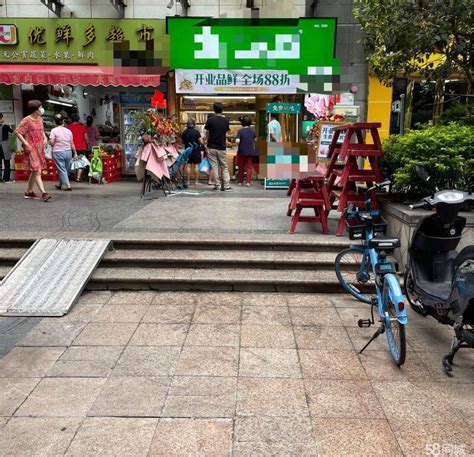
[0,113,14,183]
[204,102,231,191]
[268,113,282,142]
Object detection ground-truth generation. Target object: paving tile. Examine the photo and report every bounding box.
[237,378,309,416]
[239,348,301,378]
[287,294,334,308]
[113,346,181,377]
[129,323,188,346]
[163,376,237,418]
[233,441,320,456]
[17,321,86,347]
[234,416,314,443]
[358,350,432,382]
[193,304,241,324]
[406,325,455,353]
[299,350,367,380]
[2,317,41,335]
[0,347,65,377]
[372,381,462,422]
[198,292,243,306]
[66,417,157,456]
[0,377,41,416]
[142,304,195,324]
[346,326,400,352]
[89,377,169,417]
[149,418,233,456]
[186,324,240,347]
[241,325,295,348]
[312,418,402,455]
[91,304,149,323]
[0,417,82,456]
[16,377,106,417]
[242,306,290,325]
[418,350,474,384]
[77,291,112,305]
[290,307,342,326]
[151,292,197,306]
[175,346,239,377]
[330,295,369,308]
[58,303,104,322]
[441,383,474,426]
[108,291,156,305]
[294,325,352,350]
[241,293,288,307]
[336,306,373,327]
[389,418,474,456]
[73,322,138,346]
[305,379,384,419]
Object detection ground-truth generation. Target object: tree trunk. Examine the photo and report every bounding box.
[404,80,415,131]
[432,79,445,125]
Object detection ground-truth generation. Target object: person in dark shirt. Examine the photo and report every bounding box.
[236,116,257,187]
[0,113,14,183]
[181,119,204,187]
[204,102,231,191]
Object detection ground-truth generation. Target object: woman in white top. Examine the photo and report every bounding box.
[49,113,77,191]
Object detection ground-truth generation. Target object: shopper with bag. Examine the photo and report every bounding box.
[181,119,204,187]
[67,113,88,182]
[14,100,51,201]
[49,114,77,191]
[236,116,257,187]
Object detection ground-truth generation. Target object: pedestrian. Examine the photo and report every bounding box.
[49,113,78,191]
[85,115,100,153]
[0,113,14,183]
[14,99,51,201]
[236,116,257,187]
[204,102,231,191]
[268,113,282,142]
[201,113,214,186]
[67,113,88,182]
[181,119,204,187]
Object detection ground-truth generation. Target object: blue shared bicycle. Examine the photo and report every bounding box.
[334,181,407,365]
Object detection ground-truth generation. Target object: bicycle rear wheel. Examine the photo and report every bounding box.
[383,279,406,366]
[335,248,374,304]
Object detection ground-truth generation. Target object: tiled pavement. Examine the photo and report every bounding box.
[0,291,473,456]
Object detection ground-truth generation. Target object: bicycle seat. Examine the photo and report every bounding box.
[368,236,400,250]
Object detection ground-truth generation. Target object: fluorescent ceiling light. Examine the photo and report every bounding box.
[46,99,75,107]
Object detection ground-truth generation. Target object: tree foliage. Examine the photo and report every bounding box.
[354,0,474,92]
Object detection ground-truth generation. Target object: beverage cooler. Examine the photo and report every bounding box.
[121,106,145,175]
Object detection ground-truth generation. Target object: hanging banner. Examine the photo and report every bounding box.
[176,69,299,94]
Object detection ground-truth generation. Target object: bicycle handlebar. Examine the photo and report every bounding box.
[409,202,427,210]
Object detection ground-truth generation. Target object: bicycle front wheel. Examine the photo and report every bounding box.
[335,248,374,304]
[382,279,406,366]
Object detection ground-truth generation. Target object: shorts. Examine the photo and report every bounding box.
[188,149,202,165]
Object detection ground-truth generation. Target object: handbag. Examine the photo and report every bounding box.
[199,157,211,175]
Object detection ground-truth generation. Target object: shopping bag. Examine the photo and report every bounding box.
[199,157,211,175]
[78,155,91,168]
[70,158,82,171]
[44,144,53,160]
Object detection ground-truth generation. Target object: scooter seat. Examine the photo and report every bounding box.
[368,236,400,250]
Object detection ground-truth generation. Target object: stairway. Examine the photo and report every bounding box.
[0,236,352,293]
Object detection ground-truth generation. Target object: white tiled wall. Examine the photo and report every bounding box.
[0,0,305,18]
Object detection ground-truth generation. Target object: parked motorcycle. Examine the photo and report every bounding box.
[404,189,474,372]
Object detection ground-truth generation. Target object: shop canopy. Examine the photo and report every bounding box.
[0,64,161,87]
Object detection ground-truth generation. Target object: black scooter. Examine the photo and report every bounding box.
[404,189,474,372]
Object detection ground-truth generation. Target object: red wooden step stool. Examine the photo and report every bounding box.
[287,173,331,234]
[325,122,384,236]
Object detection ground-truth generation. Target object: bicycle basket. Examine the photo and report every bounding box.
[346,213,388,240]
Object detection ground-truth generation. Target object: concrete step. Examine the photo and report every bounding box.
[87,266,346,293]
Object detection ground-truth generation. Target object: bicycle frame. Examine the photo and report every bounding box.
[350,223,407,326]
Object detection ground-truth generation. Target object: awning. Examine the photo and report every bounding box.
[0,64,163,87]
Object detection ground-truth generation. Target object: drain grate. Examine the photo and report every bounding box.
[0,239,111,317]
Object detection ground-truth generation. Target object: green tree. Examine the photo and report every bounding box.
[354,0,474,94]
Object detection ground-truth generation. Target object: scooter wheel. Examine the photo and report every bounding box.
[442,354,453,372]
[403,269,425,316]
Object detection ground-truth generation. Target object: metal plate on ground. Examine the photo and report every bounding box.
[0,239,111,317]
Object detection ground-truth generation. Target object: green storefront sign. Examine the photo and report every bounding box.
[0,19,169,67]
[167,18,340,93]
[266,102,301,114]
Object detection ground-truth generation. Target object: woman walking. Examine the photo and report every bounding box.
[236,116,257,187]
[14,100,51,201]
[49,114,78,191]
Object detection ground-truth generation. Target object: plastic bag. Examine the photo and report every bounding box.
[70,158,82,171]
[44,144,53,160]
[199,157,211,175]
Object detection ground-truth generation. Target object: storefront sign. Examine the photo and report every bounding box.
[168,18,340,94]
[266,102,301,114]
[119,92,153,105]
[0,19,169,67]
[264,179,290,189]
[0,100,13,113]
[317,122,346,161]
[176,69,298,94]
